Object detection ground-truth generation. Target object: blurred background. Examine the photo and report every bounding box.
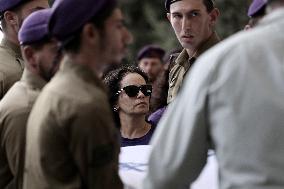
[0,0,252,63]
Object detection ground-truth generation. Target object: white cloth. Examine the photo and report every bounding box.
[120,146,218,189]
[143,8,284,189]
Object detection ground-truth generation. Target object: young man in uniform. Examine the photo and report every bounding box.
[165,0,220,103]
[0,9,59,189]
[24,0,132,188]
[0,0,49,99]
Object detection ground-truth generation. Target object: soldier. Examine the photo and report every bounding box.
[0,9,59,189]
[165,0,220,103]
[24,0,132,188]
[137,44,165,83]
[0,0,49,99]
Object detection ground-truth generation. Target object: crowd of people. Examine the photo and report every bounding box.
[1,0,284,188]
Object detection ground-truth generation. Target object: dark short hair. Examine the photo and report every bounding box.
[24,37,53,51]
[62,1,117,53]
[203,0,215,12]
[165,0,215,13]
[103,66,149,128]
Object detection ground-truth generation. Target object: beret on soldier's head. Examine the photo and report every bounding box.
[248,0,267,17]
[0,0,25,13]
[165,0,182,12]
[19,9,52,45]
[49,0,117,42]
[137,45,166,61]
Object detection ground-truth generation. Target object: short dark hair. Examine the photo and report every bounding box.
[62,1,117,53]
[166,0,215,13]
[23,37,53,51]
[203,0,215,12]
[103,66,149,128]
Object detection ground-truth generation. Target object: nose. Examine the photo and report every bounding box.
[182,17,191,32]
[124,28,133,45]
[145,64,152,73]
[137,90,146,98]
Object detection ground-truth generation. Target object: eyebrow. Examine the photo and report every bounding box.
[171,9,201,15]
[30,6,47,12]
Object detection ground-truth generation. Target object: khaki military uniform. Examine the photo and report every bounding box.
[24,57,122,189]
[0,69,46,189]
[167,32,220,103]
[0,38,25,100]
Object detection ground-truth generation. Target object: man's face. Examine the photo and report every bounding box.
[99,8,133,64]
[167,0,217,52]
[16,0,49,30]
[34,39,60,81]
[138,57,163,82]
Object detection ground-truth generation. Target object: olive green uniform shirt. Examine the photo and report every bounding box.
[24,57,122,189]
[167,33,220,103]
[0,69,46,189]
[0,37,25,100]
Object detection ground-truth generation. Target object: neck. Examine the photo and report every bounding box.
[4,26,19,46]
[65,50,104,75]
[185,48,198,59]
[119,114,151,139]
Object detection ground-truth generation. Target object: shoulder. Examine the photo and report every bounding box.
[0,82,29,113]
[0,46,15,65]
[30,73,111,124]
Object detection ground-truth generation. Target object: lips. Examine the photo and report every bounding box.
[181,35,194,43]
[136,101,148,106]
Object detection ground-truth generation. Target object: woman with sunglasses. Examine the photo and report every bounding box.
[104,66,155,147]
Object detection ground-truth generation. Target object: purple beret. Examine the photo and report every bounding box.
[165,0,182,12]
[0,0,24,13]
[137,45,165,61]
[49,0,117,42]
[18,9,52,45]
[248,0,267,17]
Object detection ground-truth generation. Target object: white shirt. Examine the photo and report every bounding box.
[143,8,284,189]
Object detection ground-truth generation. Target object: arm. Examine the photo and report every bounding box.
[2,110,29,189]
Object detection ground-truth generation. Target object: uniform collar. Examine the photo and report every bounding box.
[175,32,220,66]
[21,68,47,90]
[60,56,106,91]
[1,37,22,59]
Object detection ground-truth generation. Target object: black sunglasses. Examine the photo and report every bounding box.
[116,84,152,97]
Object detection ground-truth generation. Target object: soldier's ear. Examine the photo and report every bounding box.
[3,11,19,29]
[81,23,99,45]
[167,13,171,22]
[208,8,220,27]
[23,46,37,71]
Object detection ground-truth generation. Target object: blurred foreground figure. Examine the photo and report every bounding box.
[0,9,58,189]
[144,0,284,188]
[24,0,132,188]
